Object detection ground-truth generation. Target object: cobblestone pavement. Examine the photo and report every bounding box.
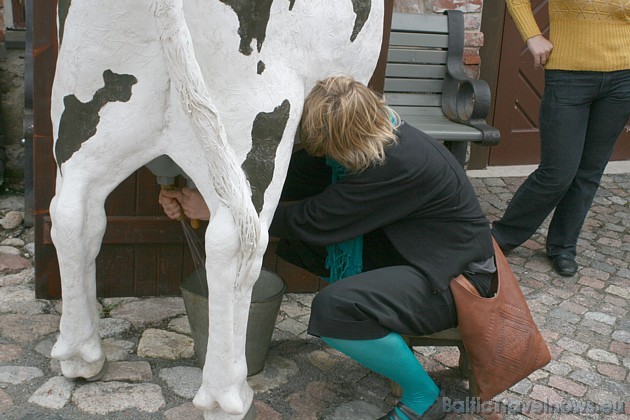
[0,174,628,420]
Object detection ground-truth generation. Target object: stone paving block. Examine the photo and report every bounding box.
[547,376,587,397]
[0,366,44,384]
[0,343,22,362]
[330,399,384,419]
[164,402,205,420]
[0,313,60,343]
[596,363,627,381]
[580,318,614,335]
[557,337,589,354]
[542,360,572,376]
[159,366,202,399]
[109,297,186,328]
[0,268,34,287]
[308,349,336,372]
[247,355,298,393]
[275,317,308,336]
[600,302,628,317]
[71,381,165,415]
[569,369,602,387]
[252,400,282,419]
[585,311,617,326]
[167,315,191,335]
[612,330,630,344]
[605,285,629,299]
[28,376,75,409]
[34,338,54,358]
[98,317,132,338]
[558,300,588,315]
[286,380,336,419]
[137,328,194,360]
[0,253,31,273]
[0,388,13,410]
[0,284,47,315]
[529,384,563,405]
[578,276,606,289]
[102,338,136,362]
[558,353,594,371]
[101,361,153,382]
[586,349,620,364]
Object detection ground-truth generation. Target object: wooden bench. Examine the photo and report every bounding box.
[384,10,500,166]
[384,10,493,397]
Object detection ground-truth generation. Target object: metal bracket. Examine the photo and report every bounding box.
[441,10,500,147]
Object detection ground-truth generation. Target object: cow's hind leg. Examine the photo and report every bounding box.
[182,201,258,419]
[49,171,115,379]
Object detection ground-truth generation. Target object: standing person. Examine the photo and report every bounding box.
[492,0,630,276]
[160,76,496,420]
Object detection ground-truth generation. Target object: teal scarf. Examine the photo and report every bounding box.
[324,158,363,283]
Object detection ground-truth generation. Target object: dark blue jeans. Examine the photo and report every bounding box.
[492,69,630,257]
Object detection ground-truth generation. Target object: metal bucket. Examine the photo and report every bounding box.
[180,268,287,376]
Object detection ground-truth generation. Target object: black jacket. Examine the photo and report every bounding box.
[270,122,494,291]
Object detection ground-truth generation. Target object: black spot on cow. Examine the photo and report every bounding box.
[350,0,371,42]
[219,0,273,56]
[257,60,265,74]
[58,0,72,46]
[288,0,296,11]
[242,99,291,213]
[55,70,137,173]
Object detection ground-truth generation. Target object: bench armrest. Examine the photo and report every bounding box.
[441,10,500,147]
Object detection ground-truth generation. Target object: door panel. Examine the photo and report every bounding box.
[488,0,630,166]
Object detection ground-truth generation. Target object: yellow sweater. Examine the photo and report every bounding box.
[506,0,630,71]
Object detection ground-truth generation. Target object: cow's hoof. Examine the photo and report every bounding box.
[59,355,107,380]
[85,359,108,381]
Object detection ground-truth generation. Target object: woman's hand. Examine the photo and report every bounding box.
[159,187,211,221]
[526,34,553,69]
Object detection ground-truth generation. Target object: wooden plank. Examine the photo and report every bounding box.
[391,12,448,34]
[387,48,448,65]
[391,106,445,116]
[41,216,206,244]
[135,166,164,215]
[402,118,483,141]
[385,63,445,79]
[96,245,135,297]
[389,32,448,49]
[105,172,138,216]
[384,78,444,94]
[384,92,442,107]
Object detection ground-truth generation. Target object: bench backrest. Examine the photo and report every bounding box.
[384,12,450,120]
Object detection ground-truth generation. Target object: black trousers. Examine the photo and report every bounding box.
[276,150,491,340]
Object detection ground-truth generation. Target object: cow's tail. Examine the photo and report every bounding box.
[151,0,259,279]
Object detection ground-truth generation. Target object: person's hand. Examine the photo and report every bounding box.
[526,34,553,69]
[159,187,211,221]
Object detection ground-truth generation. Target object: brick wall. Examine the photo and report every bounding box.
[394,0,484,78]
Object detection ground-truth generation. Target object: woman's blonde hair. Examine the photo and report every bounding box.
[299,75,399,172]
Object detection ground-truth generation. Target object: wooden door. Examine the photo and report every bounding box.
[31,1,201,299]
[481,0,630,166]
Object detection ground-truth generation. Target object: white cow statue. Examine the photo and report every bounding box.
[48,0,383,418]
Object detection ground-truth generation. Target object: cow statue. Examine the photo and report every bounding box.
[48,0,383,418]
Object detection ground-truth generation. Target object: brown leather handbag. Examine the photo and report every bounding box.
[450,239,551,401]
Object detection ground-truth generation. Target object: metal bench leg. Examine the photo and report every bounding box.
[444,141,467,167]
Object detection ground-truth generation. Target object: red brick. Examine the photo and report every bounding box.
[433,0,483,13]
[465,31,484,47]
[463,48,481,65]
